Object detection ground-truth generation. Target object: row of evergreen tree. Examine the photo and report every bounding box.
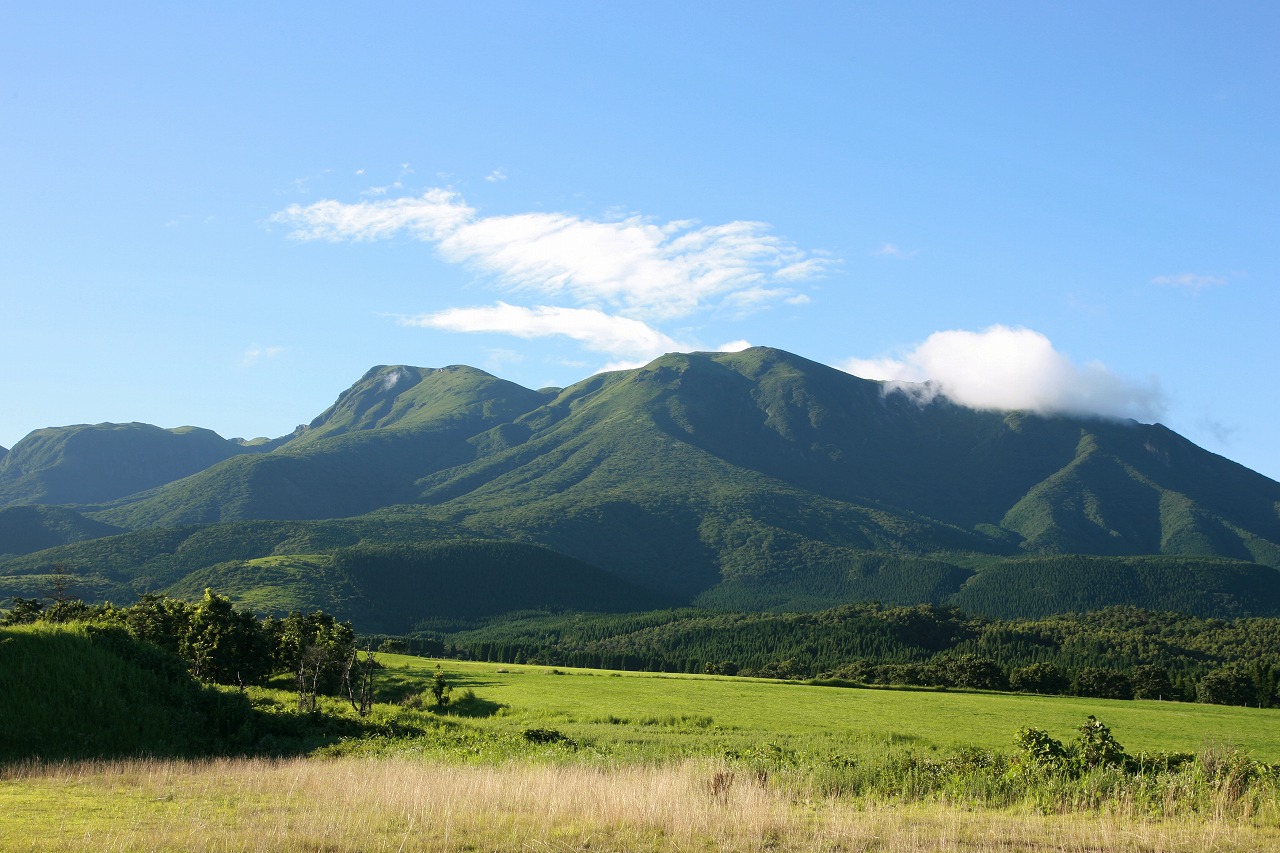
[417,603,1280,707]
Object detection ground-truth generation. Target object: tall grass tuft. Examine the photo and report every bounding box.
[4,756,1279,852]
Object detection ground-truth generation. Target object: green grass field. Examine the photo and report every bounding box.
[388,655,1280,762]
[6,643,1280,851]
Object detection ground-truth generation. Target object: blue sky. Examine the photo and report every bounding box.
[3,2,1278,480]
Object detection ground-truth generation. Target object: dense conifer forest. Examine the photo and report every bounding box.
[402,603,1280,706]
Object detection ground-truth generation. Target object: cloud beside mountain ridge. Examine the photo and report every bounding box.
[842,325,1166,422]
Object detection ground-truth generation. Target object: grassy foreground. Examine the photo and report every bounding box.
[5,651,1280,851]
[3,756,1279,852]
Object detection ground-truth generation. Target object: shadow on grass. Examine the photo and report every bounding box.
[440,691,504,718]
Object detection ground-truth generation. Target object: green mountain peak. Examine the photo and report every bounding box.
[4,347,1279,622]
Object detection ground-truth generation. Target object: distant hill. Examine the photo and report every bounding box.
[163,539,673,633]
[2,347,1279,622]
[86,365,555,527]
[0,422,281,507]
[0,504,123,558]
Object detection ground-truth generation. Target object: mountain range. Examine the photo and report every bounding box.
[3,346,1279,631]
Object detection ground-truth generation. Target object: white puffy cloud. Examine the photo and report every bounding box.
[716,339,753,352]
[841,325,1165,421]
[402,302,683,361]
[271,189,834,322]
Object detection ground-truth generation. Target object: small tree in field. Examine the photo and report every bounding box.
[269,610,357,708]
[343,647,379,717]
[1015,716,1131,775]
[431,664,452,708]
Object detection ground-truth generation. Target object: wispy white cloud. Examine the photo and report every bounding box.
[273,188,836,367]
[242,345,285,366]
[1151,272,1226,293]
[485,169,508,182]
[776,257,834,280]
[271,189,836,323]
[841,325,1165,421]
[402,302,684,361]
[274,188,471,241]
[872,242,917,259]
[717,339,753,352]
[290,169,333,194]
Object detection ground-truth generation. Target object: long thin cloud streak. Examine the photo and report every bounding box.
[402,302,684,360]
[271,190,834,322]
[273,189,471,242]
[843,325,1165,422]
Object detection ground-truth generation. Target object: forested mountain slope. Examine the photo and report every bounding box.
[0,422,278,507]
[2,347,1278,620]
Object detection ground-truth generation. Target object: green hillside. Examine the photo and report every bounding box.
[164,539,671,632]
[0,515,455,605]
[952,554,1280,619]
[0,623,252,760]
[2,347,1279,622]
[288,363,553,448]
[91,365,553,528]
[0,422,273,508]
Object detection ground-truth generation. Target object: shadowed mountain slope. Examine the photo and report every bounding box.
[0,505,123,558]
[0,422,277,508]
[2,347,1279,619]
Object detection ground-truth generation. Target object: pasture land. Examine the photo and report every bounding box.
[375,655,1280,762]
[5,653,1280,851]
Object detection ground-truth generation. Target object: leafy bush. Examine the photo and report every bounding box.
[522,728,575,747]
[1015,716,1128,775]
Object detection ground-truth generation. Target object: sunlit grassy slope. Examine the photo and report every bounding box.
[398,656,1280,761]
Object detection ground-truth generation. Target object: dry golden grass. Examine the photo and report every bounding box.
[4,757,1279,852]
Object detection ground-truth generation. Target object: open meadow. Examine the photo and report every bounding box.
[373,656,1280,762]
[4,652,1280,851]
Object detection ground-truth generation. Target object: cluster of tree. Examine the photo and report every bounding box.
[425,603,1280,707]
[1,590,377,713]
[814,656,1273,706]
[950,554,1280,620]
